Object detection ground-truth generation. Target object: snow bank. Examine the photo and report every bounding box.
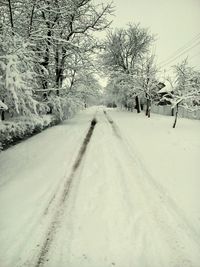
[0,115,59,151]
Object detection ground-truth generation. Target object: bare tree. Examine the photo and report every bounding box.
[163,59,200,128]
[136,55,158,117]
[103,23,154,73]
[103,24,155,112]
[0,0,113,121]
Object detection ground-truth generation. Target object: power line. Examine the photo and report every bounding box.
[159,40,200,68]
[159,32,200,65]
[158,33,200,67]
[174,33,200,54]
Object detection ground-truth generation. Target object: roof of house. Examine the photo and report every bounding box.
[0,100,8,110]
[158,81,173,93]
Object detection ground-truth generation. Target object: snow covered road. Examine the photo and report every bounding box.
[0,107,200,267]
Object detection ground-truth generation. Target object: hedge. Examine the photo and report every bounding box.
[0,115,59,151]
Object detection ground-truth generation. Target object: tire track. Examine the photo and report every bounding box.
[33,118,97,267]
[103,110,121,139]
[104,110,200,264]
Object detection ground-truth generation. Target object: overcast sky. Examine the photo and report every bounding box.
[99,0,200,79]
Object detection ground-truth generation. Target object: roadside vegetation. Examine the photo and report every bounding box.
[1,1,200,150]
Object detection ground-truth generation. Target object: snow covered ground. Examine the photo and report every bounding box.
[0,106,200,267]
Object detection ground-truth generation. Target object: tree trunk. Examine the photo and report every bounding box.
[40,8,52,96]
[69,69,76,91]
[146,99,151,118]
[173,103,179,128]
[40,32,51,96]
[8,0,14,34]
[1,111,5,121]
[55,44,60,96]
[55,46,66,94]
[1,99,6,120]
[28,0,37,37]
[135,96,141,113]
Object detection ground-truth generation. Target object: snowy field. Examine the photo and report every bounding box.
[0,106,200,267]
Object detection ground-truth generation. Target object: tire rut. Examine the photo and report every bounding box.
[33,118,97,267]
[103,110,121,139]
[103,110,200,262]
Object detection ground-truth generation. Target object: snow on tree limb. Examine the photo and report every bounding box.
[0,100,8,110]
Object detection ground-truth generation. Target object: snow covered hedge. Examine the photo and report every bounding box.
[0,115,59,151]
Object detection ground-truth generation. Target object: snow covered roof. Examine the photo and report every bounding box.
[0,100,8,110]
[158,81,173,94]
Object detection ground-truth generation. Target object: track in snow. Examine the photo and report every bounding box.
[34,118,97,267]
[103,110,121,139]
[102,110,200,266]
[2,108,198,267]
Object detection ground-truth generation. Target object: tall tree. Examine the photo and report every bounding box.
[0,0,113,120]
[163,59,200,128]
[136,55,158,117]
[103,23,155,112]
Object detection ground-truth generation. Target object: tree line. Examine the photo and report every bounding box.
[102,24,200,128]
[0,1,199,130]
[0,0,113,121]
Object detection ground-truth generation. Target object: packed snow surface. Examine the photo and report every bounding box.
[0,107,200,267]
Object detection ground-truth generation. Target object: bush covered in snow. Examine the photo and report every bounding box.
[0,115,58,151]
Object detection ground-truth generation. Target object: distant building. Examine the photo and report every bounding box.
[157,81,173,105]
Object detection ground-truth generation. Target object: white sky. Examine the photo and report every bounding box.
[97,0,200,84]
